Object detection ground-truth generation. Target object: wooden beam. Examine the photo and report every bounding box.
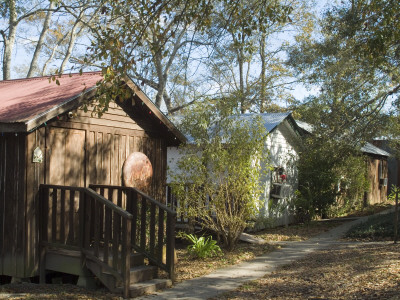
[122,76,187,144]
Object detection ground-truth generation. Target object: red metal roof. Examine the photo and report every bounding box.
[0,72,102,123]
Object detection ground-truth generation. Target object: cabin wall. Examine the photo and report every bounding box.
[20,102,169,278]
[366,156,388,204]
[0,133,26,278]
[372,140,398,195]
[260,122,300,227]
[38,102,168,200]
[24,128,46,277]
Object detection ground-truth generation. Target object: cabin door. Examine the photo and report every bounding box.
[47,127,86,187]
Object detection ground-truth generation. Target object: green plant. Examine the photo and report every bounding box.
[295,137,369,220]
[170,100,270,250]
[183,233,222,259]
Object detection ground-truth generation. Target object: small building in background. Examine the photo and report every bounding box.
[360,143,390,204]
[167,112,304,228]
[295,121,390,205]
[371,139,398,196]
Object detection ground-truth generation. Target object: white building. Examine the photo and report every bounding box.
[167,112,304,228]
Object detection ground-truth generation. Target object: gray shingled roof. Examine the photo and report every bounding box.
[239,112,291,133]
[294,120,390,157]
[361,143,390,157]
[173,112,297,144]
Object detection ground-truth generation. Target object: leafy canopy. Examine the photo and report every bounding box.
[289,0,399,144]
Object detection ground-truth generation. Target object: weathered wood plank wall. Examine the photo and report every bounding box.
[0,133,26,278]
[25,128,46,277]
[367,157,388,204]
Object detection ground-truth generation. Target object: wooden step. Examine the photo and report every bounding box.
[116,278,172,298]
[128,265,158,284]
[44,248,83,276]
[84,249,145,268]
[107,252,145,268]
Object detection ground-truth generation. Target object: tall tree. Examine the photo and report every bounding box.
[288,0,399,144]
[0,0,62,79]
[205,0,314,113]
[86,0,216,115]
[1,0,101,79]
[27,0,55,77]
[87,0,313,115]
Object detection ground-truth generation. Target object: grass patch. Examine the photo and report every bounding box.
[344,202,394,217]
[346,212,398,240]
[255,219,347,242]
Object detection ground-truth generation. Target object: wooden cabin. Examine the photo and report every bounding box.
[372,139,399,196]
[295,121,390,205]
[361,143,390,204]
[0,72,185,297]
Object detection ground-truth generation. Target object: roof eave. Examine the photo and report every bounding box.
[123,75,187,144]
[0,86,97,133]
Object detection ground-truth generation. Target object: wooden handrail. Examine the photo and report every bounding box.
[85,188,133,219]
[89,184,177,216]
[89,184,176,281]
[39,184,133,298]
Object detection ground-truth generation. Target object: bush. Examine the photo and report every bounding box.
[296,138,369,220]
[170,100,269,250]
[183,233,222,258]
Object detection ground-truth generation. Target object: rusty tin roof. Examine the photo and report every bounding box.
[0,72,102,131]
[0,72,186,143]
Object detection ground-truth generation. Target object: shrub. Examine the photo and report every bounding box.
[296,138,369,220]
[183,233,222,258]
[170,100,269,250]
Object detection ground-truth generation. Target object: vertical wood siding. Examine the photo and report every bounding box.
[25,128,45,277]
[86,131,166,201]
[0,133,26,278]
[367,157,388,204]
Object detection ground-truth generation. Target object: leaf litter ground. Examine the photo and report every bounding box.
[0,204,396,299]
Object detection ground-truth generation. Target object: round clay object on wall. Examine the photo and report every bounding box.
[122,152,153,190]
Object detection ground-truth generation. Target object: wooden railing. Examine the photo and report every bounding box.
[39,185,83,250]
[89,184,176,279]
[80,188,132,297]
[39,184,133,298]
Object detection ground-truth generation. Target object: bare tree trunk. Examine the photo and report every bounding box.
[41,44,59,76]
[59,19,80,73]
[27,1,55,78]
[238,49,245,113]
[260,32,266,112]
[152,34,165,108]
[2,0,17,80]
[42,5,99,76]
[395,191,398,244]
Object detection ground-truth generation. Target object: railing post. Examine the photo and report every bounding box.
[131,190,138,247]
[122,218,132,298]
[166,212,176,281]
[140,196,147,251]
[39,185,48,284]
